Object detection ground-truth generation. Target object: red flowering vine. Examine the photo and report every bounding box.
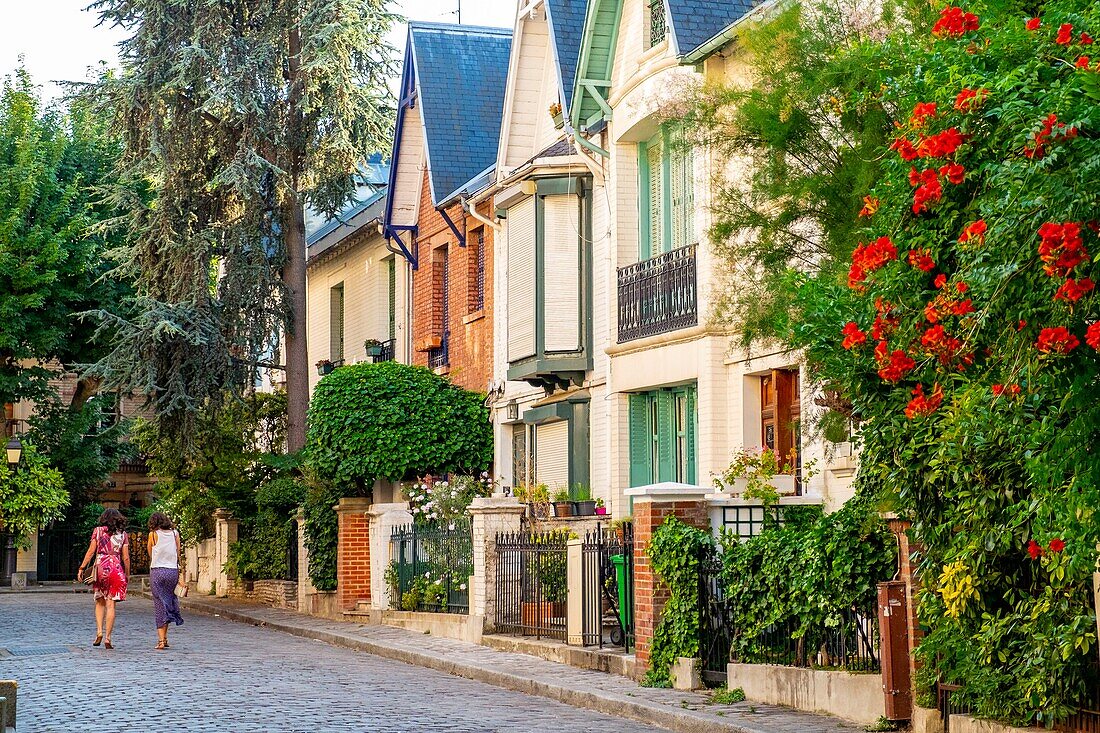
[859,196,880,217]
[848,236,898,288]
[1053,277,1095,303]
[1036,326,1080,354]
[1027,540,1044,560]
[905,383,944,418]
[875,341,916,382]
[1025,17,1041,31]
[918,128,965,158]
[1049,538,1066,553]
[1038,222,1088,278]
[932,6,980,38]
[1087,322,1100,350]
[953,88,985,111]
[909,168,944,213]
[908,249,936,272]
[841,322,867,349]
[958,220,987,244]
[991,383,1021,398]
[1024,114,1078,159]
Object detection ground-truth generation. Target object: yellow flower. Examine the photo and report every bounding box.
[937,560,979,619]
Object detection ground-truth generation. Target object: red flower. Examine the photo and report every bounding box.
[922,324,964,362]
[951,299,975,317]
[910,168,944,213]
[959,220,987,244]
[934,274,948,289]
[905,383,944,418]
[1018,319,1027,331]
[1077,56,1092,69]
[932,6,980,38]
[871,314,899,340]
[918,128,965,158]
[1056,23,1073,45]
[1025,114,1077,159]
[1053,277,1095,302]
[991,383,1004,396]
[1038,222,1088,277]
[859,196,880,218]
[890,137,919,161]
[1049,538,1065,553]
[908,249,937,272]
[1087,322,1100,350]
[877,347,916,383]
[955,281,969,294]
[1036,326,1080,354]
[1083,32,1094,45]
[848,237,898,288]
[939,162,966,185]
[1025,17,1041,31]
[953,88,986,111]
[1027,540,1043,560]
[909,102,938,127]
[842,322,868,350]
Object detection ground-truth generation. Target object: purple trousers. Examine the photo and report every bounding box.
[150,568,184,628]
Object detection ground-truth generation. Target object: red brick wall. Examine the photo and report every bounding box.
[632,498,710,675]
[336,499,371,610]
[411,170,495,394]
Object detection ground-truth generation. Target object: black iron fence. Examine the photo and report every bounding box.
[732,606,881,672]
[617,244,697,343]
[374,338,397,363]
[580,523,635,650]
[700,567,733,685]
[494,530,569,640]
[390,519,472,614]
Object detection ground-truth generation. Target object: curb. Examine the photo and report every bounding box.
[171,595,787,733]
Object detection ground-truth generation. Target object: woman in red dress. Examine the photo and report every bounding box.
[77,508,131,649]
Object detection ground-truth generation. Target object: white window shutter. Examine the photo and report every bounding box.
[507,197,537,362]
[536,420,570,492]
[543,195,581,352]
[648,141,663,254]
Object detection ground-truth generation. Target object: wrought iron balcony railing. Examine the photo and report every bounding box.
[428,331,449,369]
[617,245,697,343]
[648,0,667,47]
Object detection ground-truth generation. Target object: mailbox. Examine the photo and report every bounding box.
[878,580,912,720]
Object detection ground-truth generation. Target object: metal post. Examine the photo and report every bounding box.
[1,533,16,587]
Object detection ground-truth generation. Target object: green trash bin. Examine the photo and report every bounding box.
[610,554,633,632]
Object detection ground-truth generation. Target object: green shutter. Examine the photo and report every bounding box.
[670,125,693,251]
[648,138,664,256]
[685,385,697,484]
[638,143,652,261]
[628,394,652,487]
[656,390,675,482]
[387,258,396,341]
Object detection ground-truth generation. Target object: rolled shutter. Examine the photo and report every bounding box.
[628,394,652,487]
[507,197,537,361]
[543,195,581,352]
[536,420,570,493]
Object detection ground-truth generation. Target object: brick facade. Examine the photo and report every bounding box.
[632,498,710,675]
[336,498,373,611]
[411,170,495,393]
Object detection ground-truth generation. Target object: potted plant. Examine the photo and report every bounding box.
[316,359,334,376]
[712,447,804,502]
[364,338,384,359]
[522,535,569,627]
[594,497,608,516]
[549,101,564,129]
[571,483,596,516]
[552,488,573,517]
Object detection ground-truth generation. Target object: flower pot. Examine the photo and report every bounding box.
[316,363,334,376]
[552,112,564,129]
[772,474,797,494]
[365,343,384,358]
[552,501,573,518]
[573,500,596,516]
[521,600,565,628]
[594,506,608,516]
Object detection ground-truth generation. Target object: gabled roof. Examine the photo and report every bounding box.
[666,0,758,61]
[544,0,588,112]
[405,22,512,206]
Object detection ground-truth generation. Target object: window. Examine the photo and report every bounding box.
[387,258,396,342]
[329,283,344,363]
[647,0,667,48]
[428,247,449,368]
[760,368,802,482]
[535,420,570,494]
[628,384,697,486]
[469,227,485,313]
[638,124,694,259]
[511,423,529,493]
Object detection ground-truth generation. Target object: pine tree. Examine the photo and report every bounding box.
[86,0,396,450]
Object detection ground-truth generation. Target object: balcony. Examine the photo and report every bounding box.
[369,338,397,363]
[617,245,697,343]
[428,331,449,370]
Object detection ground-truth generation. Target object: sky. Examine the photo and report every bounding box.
[0,0,514,101]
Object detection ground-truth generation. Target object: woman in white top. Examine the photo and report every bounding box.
[146,512,185,649]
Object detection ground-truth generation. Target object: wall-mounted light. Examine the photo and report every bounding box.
[5,436,21,469]
[507,400,519,421]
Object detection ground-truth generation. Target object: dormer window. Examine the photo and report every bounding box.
[647,0,667,48]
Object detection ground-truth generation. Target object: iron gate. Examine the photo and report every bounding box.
[580,522,635,650]
[36,529,83,581]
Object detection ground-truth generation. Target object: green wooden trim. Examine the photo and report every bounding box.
[583,178,594,360]
[522,402,573,425]
[628,394,652,487]
[507,356,591,382]
[638,142,652,260]
[570,0,624,129]
[535,177,584,196]
[656,390,675,481]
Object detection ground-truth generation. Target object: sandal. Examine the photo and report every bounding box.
[93,634,103,647]
[155,641,167,650]
[104,638,114,650]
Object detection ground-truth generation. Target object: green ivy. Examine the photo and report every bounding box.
[645,517,715,686]
[303,362,493,590]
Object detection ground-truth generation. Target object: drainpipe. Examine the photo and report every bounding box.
[461,196,501,232]
[565,124,607,183]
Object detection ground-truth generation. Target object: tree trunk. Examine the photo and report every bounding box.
[69,376,103,413]
[283,200,309,453]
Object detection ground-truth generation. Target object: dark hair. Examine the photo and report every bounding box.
[148,511,174,531]
[97,508,127,534]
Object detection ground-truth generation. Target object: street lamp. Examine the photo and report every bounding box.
[5,436,22,469]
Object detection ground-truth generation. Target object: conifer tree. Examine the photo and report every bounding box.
[86,0,396,450]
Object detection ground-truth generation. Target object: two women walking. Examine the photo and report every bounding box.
[78,508,185,650]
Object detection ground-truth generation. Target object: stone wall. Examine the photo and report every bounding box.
[726,664,886,725]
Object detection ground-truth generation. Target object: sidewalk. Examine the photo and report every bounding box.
[171,594,860,733]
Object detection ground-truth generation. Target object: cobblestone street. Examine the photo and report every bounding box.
[0,593,669,733]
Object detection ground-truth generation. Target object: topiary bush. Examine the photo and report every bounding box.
[303,362,493,590]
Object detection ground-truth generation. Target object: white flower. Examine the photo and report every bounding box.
[459,583,467,591]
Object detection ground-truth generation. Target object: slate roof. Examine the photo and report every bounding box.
[666,0,758,59]
[408,22,512,205]
[544,0,588,111]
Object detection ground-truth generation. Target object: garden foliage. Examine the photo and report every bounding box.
[0,442,67,543]
[789,0,1100,722]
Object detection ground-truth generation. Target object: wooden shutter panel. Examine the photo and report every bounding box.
[543,195,581,352]
[507,197,537,361]
[536,420,570,492]
[628,394,652,487]
[656,391,675,482]
[647,140,663,255]
[685,385,697,484]
[670,126,693,251]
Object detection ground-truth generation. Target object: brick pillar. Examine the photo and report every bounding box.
[366,502,413,610]
[628,485,711,677]
[468,496,525,631]
[213,508,239,598]
[888,518,923,684]
[336,497,372,611]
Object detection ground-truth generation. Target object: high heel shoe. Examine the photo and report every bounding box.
[93,634,103,647]
[104,638,114,650]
